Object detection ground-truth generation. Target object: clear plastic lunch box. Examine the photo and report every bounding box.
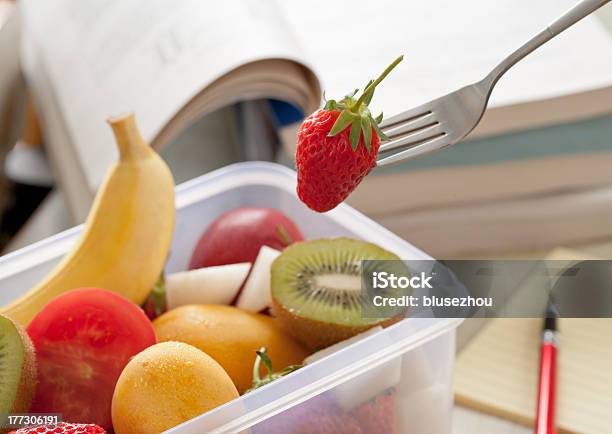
[0,162,462,434]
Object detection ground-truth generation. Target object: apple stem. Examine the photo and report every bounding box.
[276,225,294,246]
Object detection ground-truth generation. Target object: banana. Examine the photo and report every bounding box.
[1,113,175,325]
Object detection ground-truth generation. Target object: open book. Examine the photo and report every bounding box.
[19,0,321,219]
[20,0,612,220]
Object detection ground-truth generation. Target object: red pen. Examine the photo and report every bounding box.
[535,297,559,434]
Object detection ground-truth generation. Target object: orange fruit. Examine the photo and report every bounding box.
[153,305,309,393]
[111,341,238,434]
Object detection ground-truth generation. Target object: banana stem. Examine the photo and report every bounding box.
[108,113,151,160]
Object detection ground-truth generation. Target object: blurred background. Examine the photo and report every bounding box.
[0,0,611,258]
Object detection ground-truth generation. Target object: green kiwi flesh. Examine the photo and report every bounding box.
[0,314,37,417]
[271,238,405,350]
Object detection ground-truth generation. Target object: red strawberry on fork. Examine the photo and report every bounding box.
[296,56,403,212]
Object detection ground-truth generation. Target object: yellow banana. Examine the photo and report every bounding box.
[1,113,175,325]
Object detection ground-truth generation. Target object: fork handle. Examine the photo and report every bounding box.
[486,0,611,88]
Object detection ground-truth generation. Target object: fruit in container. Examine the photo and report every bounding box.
[167,246,280,313]
[7,423,106,434]
[111,341,238,434]
[0,315,37,422]
[251,391,362,434]
[0,114,175,325]
[189,207,304,269]
[349,390,396,434]
[153,304,309,393]
[166,262,252,309]
[142,275,167,321]
[304,327,401,411]
[247,347,302,392]
[236,246,280,312]
[250,387,396,434]
[271,238,405,350]
[26,288,156,430]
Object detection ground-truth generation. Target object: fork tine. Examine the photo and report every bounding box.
[379,102,434,129]
[383,113,437,139]
[376,133,450,166]
[379,123,445,153]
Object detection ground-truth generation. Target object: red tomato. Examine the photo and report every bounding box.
[27,288,156,430]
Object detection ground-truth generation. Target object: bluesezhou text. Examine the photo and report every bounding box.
[372,295,493,308]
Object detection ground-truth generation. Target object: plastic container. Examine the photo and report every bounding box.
[0,162,462,434]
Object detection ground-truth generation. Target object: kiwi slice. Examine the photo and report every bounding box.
[271,238,406,350]
[0,314,37,421]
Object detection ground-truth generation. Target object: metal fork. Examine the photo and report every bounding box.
[376,0,611,167]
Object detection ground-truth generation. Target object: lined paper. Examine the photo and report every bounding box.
[455,249,612,434]
[456,318,612,434]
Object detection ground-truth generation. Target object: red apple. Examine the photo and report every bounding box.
[189,207,304,269]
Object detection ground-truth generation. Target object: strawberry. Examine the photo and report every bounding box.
[296,56,403,212]
[8,422,106,434]
[252,391,362,434]
[349,388,396,434]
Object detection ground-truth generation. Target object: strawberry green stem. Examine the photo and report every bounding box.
[252,347,263,383]
[252,346,274,385]
[351,55,404,113]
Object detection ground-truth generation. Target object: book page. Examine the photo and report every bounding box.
[20,0,311,192]
[279,0,612,120]
[456,248,611,434]
[455,318,612,434]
